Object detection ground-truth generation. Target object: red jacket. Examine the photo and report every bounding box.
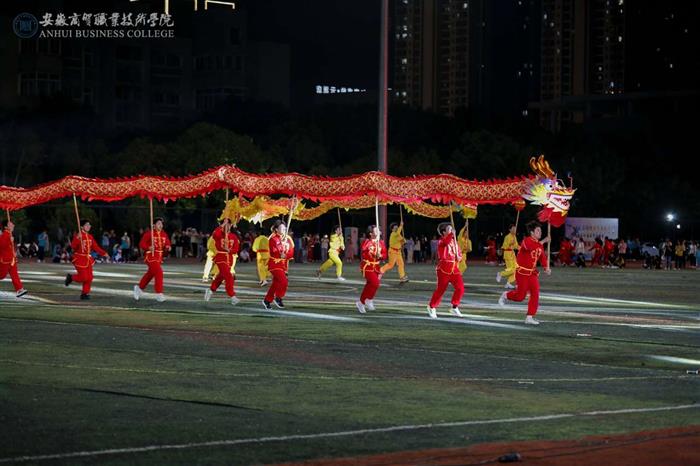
[436,232,462,275]
[0,229,17,266]
[211,226,240,266]
[71,232,107,268]
[140,229,171,263]
[360,238,387,275]
[515,236,548,275]
[268,233,294,272]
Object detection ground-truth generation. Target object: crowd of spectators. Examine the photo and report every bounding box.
[12,225,700,273]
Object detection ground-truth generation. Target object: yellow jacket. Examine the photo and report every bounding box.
[501,233,519,252]
[252,235,270,259]
[329,233,344,253]
[458,226,472,254]
[206,237,216,257]
[389,225,405,250]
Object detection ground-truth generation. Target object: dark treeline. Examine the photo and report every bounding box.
[1,96,698,241]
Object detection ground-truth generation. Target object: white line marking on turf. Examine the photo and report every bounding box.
[647,355,700,366]
[1,403,698,464]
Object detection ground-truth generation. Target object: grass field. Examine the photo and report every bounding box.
[1,259,699,465]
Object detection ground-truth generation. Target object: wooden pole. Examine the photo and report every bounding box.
[149,198,155,253]
[449,202,458,252]
[283,196,296,241]
[547,222,552,269]
[5,209,9,223]
[337,207,342,231]
[399,203,404,224]
[515,210,521,231]
[374,197,380,252]
[72,193,84,252]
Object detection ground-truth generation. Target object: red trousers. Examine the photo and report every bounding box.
[559,252,572,265]
[211,260,235,297]
[429,271,464,308]
[72,265,94,294]
[360,270,380,304]
[139,261,164,293]
[0,263,23,291]
[506,270,540,316]
[265,269,288,301]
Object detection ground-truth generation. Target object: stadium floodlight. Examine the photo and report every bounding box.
[676,224,681,230]
[666,213,675,222]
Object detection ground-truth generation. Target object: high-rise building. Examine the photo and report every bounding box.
[537,0,625,130]
[392,0,541,121]
[392,0,470,116]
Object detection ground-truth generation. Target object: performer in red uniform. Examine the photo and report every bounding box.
[0,219,28,298]
[65,220,109,300]
[133,217,171,303]
[558,237,573,266]
[204,218,240,305]
[498,221,550,325]
[603,237,615,267]
[355,225,387,314]
[486,236,498,264]
[590,238,604,267]
[263,219,294,310]
[427,223,464,319]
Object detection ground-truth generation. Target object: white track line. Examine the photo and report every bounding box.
[1,403,697,464]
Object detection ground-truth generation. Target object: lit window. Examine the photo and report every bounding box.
[669,63,674,69]
[401,57,408,64]
[618,36,622,42]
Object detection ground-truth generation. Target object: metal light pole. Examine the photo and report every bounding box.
[377,0,389,239]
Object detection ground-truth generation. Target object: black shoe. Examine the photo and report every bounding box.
[80,294,90,300]
[274,297,285,309]
[262,299,272,310]
[65,273,72,286]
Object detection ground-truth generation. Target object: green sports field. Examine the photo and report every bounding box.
[1,260,699,464]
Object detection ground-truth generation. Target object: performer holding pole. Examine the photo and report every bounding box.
[427,222,464,319]
[133,207,171,302]
[0,211,29,298]
[498,220,550,325]
[204,218,240,305]
[496,224,519,289]
[263,218,294,310]
[380,205,408,283]
[65,198,109,300]
[356,198,387,314]
[317,223,345,281]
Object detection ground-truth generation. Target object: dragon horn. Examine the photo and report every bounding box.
[530,155,555,178]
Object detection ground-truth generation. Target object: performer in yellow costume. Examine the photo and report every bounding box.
[317,225,345,281]
[202,236,217,282]
[252,232,271,286]
[496,224,519,289]
[203,233,238,282]
[457,223,472,274]
[380,222,409,282]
